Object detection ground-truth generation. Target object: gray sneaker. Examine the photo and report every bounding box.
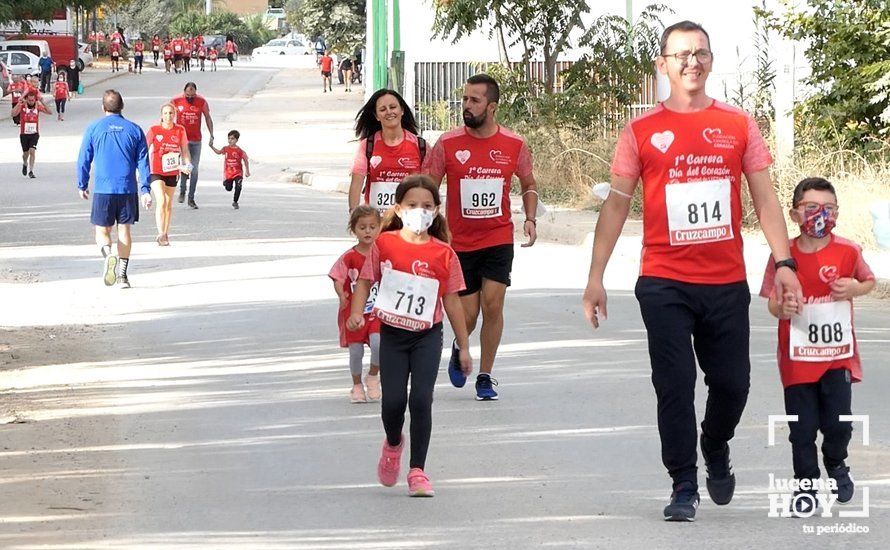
[116,275,131,289]
[103,255,118,286]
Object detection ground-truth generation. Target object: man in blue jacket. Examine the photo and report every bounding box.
[38,52,54,93]
[77,90,152,289]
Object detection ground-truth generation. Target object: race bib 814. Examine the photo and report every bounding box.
[664,179,733,246]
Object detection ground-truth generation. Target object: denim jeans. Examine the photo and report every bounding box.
[179,141,202,200]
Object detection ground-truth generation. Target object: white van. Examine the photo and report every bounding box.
[0,39,51,59]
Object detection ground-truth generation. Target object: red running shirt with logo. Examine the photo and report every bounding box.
[360,231,465,331]
[146,124,188,176]
[222,145,247,180]
[329,247,381,346]
[171,95,207,142]
[352,131,422,211]
[760,235,875,388]
[611,101,773,284]
[423,126,533,252]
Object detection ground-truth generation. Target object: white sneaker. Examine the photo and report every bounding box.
[103,255,118,286]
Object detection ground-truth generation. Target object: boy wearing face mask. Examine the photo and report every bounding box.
[760,177,875,517]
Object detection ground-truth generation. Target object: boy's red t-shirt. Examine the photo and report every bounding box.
[222,145,247,180]
[760,235,875,388]
[320,56,333,72]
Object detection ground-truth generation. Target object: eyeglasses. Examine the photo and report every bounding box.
[795,202,839,215]
[661,49,713,63]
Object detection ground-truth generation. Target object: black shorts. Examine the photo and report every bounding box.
[322,71,331,77]
[20,133,39,151]
[91,193,139,227]
[456,243,514,296]
[151,174,178,187]
[223,177,243,190]
[174,54,183,62]
[111,52,120,59]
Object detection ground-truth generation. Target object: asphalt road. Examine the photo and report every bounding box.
[0,64,888,549]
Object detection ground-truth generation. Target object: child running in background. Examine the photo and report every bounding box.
[330,206,383,403]
[209,47,218,72]
[209,130,250,209]
[348,175,472,497]
[760,177,875,517]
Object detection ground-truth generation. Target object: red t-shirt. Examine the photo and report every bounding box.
[110,42,121,55]
[146,124,189,176]
[110,32,122,44]
[184,41,192,54]
[198,46,207,57]
[54,81,69,100]
[759,235,875,388]
[209,49,218,60]
[135,42,144,53]
[163,46,172,58]
[19,103,47,135]
[173,39,184,54]
[9,80,26,105]
[152,38,161,50]
[225,40,236,54]
[611,101,773,284]
[320,56,333,72]
[171,95,208,142]
[423,125,534,252]
[360,231,465,331]
[352,131,422,212]
[222,145,247,179]
[329,246,381,346]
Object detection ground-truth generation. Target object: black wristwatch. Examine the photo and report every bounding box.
[774,258,798,272]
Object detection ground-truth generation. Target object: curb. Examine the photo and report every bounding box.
[291,171,351,194]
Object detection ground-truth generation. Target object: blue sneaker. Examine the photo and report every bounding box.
[447,339,467,388]
[664,481,700,522]
[475,373,498,401]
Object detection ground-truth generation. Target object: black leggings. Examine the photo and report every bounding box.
[55,99,66,114]
[224,177,243,202]
[784,369,853,481]
[635,276,751,488]
[380,322,443,469]
[153,50,159,64]
[134,55,143,71]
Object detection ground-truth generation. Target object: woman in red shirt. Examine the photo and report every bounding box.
[152,34,161,66]
[349,89,426,215]
[53,72,69,121]
[133,39,145,74]
[225,37,237,68]
[145,103,192,245]
[348,175,472,497]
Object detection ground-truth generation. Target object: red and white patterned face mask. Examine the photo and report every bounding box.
[799,204,837,238]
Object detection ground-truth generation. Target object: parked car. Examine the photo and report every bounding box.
[0,60,9,96]
[78,42,93,69]
[0,38,50,58]
[252,38,312,56]
[0,50,40,77]
[203,34,225,51]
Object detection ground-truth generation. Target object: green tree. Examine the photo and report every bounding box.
[118,0,175,38]
[286,0,364,53]
[433,0,590,93]
[1,1,106,29]
[763,0,890,145]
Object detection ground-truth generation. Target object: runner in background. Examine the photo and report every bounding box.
[581,20,803,522]
[424,73,539,402]
[348,175,472,497]
[198,43,207,72]
[146,103,192,246]
[152,34,161,66]
[54,72,69,121]
[133,38,145,74]
[172,36,184,73]
[760,177,875,517]
[339,55,354,92]
[319,51,333,93]
[208,130,250,210]
[163,40,173,73]
[9,75,26,125]
[183,36,192,72]
[12,89,52,178]
[225,36,237,68]
[349,89,425,214]
[209,47,218,72]
[329,206,383,403]
[109,41,121,73]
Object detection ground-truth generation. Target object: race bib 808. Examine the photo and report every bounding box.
[789,301,854,362]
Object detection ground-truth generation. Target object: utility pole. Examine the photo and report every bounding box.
[206,0,212,16]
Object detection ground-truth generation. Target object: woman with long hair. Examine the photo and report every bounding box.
[145,103,191,246]
[348,89,427,215]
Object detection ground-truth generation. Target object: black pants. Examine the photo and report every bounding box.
[55,99,66,114]
[380,322,443,470]
[153,50,159,65]
[39,71,51,92]
[224,177,243,203]
[635,276,751,487]
[134,55,143,71]
[784,369,852,481]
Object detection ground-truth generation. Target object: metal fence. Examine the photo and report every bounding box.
[414,60,657,133]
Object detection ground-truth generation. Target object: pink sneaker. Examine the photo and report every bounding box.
[407,468,435,497]
[377,436,403,487]
[365,373,381,401]
[350,384,366,404]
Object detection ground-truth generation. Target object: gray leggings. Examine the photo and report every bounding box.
[348,332,380,376]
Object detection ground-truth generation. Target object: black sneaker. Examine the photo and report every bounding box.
[475,373,498,401]
[232,202,239,210]
[701,434,735,505]
[790,490,818,518]
[447,339,466,388]
[28,171,35,179]
[664,481,700,522]
[188,199,198,209]
[22,164,27,176]
[178,193,185,204]
[826,463,855,503]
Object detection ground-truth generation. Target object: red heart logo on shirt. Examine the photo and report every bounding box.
[702,127,722,144]
[819,265,839,284]
[412,260,430,276]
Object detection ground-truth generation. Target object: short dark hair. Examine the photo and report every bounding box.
[659,20,711,54]
[103,90,124,113]
[792,177,837,206]
[184,82,197,92]
[228,130,240,140]
[466,73,500,103]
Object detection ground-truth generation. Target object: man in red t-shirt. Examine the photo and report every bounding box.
[171,82,215,208]
[172,36,184,73]
[424,73,539,402]
[11,89,52,178]
[319,51,333,92]
[581,21,803,522]
[9,75,27,125]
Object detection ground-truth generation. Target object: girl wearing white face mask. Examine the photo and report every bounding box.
[348,175,473,497]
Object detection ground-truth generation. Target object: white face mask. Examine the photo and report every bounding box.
[400,207,435,234]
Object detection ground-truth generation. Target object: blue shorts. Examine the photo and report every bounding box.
[91,193,139,227]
